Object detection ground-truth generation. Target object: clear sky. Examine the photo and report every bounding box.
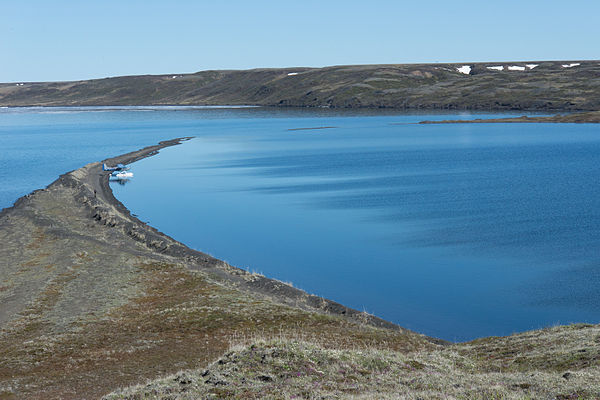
[1,0,598,82]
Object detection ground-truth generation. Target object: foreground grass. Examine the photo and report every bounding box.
[105,330,600,400]
[0,262,432,399]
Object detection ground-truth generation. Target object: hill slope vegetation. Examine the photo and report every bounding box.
[1,61,599,111]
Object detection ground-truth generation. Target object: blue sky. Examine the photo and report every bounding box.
[1,0,598,82]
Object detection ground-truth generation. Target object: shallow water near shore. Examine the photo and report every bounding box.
[2,107,599,341]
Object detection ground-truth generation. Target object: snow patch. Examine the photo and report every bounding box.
[526,64,538,69]
[562,63,580,68]
[508,66,526,71]
[487,66,504,71]
[456,65,471,75]
[287,72,299,76]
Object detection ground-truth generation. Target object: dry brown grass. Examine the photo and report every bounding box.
[104,334,600,400]
[458,323,600,373]
[0,262,431,399]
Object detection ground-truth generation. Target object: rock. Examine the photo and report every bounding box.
[256,374,273,382]
[174,373,192,385]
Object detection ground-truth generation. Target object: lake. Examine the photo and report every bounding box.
[2,106,599,341]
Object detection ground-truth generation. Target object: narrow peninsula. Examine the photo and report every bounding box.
[420,110,600,124]
[1,140,599,399]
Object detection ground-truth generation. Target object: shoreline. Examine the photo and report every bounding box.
[419,110,600,124]
[0,138,411,333]
[0,138,444,397]
[97,139,410,332]
[4,104,599,126]
[2,103,599,114]
[2,139,600,398]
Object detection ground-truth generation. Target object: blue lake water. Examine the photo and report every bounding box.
[2,107,599,341]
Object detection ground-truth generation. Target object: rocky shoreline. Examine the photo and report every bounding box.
[2,138,448,398]
[1,137,408,331]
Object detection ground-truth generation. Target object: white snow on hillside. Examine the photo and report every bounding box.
[526,64,539,69]
[487,66,504,71]
[456,65,471,75]
[287,72,299,76]
[508,66,526,71]
[562,63,580,68]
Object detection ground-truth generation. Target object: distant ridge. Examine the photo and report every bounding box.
[1,61,599,111]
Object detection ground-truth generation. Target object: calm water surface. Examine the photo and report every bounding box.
[2,107,598,341]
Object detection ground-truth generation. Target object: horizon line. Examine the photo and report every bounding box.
[2,58,598,84]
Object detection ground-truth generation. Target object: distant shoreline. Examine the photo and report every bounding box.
[419,111,600,124]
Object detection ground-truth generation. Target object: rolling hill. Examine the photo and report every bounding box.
[1,61,599,111]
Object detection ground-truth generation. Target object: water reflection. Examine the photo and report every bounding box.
[109,115,600,341]
[109,177,131,185]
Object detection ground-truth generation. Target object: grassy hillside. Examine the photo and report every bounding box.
[106,324,600,399]
[1,61,599,111]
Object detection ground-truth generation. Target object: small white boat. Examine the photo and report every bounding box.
[113,171,133,179]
